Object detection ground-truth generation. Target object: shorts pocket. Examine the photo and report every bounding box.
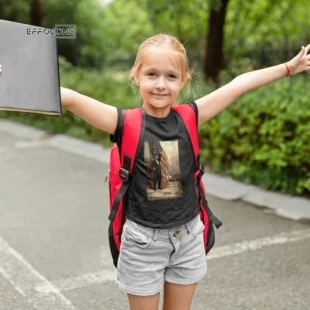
[122,225,151,248]
[191,218,204,237]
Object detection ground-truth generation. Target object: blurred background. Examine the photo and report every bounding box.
[0,0,309,198]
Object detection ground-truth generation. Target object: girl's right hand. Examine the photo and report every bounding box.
[0,64,2,73]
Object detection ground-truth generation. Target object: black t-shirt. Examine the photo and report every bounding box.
[110,102,200,228]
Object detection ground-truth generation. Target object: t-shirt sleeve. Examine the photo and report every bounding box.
[110,107,123,145]
[189,101,198,127]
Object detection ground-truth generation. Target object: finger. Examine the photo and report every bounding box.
[302,44,310,60]
[301,46,306,60]
[300,46,306,60]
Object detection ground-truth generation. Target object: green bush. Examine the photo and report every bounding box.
[198,75,310,197]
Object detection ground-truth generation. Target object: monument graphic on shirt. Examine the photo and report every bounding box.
[144,140,183,201]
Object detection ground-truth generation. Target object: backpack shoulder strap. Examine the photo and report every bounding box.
[108,108,145,222]
[120,107,145,177]
[173,103,222,229]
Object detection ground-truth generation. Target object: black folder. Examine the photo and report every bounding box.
[0,20,62,115]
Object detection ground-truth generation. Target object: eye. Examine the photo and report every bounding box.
[147,72,156,76]
[169,74,177,78]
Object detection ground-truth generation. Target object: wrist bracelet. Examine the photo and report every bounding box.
[285,63,291,77]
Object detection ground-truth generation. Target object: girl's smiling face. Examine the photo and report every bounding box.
[136,48,184,117]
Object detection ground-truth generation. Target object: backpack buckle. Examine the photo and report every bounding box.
[197,164,204,180]
[119,168,129,182]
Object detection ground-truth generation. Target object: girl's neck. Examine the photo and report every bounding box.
[142,103,172,118]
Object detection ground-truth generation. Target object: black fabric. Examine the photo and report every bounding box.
[110,107,123,144]
[197,184,223,229]
[110,102,200,229]
[108,182,129,221]
[189,101,198,128]
[108,222,119,268]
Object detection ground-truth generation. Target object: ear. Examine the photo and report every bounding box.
[180,74,190,89]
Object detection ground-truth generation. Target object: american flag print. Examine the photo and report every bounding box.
[144,140,183,201]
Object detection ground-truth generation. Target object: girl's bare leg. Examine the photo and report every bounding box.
[162,281,197,310]
[127,292,160,310]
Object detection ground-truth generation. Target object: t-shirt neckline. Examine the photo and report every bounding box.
[144,108,174,123]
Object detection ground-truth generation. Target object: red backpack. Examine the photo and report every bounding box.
[108,103,222,268]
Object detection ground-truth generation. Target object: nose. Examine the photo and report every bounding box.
[155,77,166,90]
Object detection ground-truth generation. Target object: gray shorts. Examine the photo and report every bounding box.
[116,214,207,296]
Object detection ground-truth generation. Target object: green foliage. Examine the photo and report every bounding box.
[140,0,208,65]
[225,0,310,66]
[198,74,310,197]
[101,0,154,66]
[0,0,29,23]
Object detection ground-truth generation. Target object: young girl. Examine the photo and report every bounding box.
[1,34,309,310]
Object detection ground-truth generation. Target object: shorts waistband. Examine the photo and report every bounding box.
[125,214,201,240]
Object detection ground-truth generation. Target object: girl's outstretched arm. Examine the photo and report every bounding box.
[196,44,310,125]
[61,87,118,135]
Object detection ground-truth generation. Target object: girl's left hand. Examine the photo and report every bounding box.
[287,44,310,75]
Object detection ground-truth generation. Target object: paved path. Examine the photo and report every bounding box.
[0,124,310,309]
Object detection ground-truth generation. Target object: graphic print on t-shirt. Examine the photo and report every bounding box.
[144,140,183,201]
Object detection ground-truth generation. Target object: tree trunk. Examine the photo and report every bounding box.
[204,0,230,85]
[30,0,44,27]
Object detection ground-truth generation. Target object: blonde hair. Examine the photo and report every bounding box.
[129,34,192,91]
